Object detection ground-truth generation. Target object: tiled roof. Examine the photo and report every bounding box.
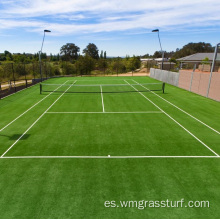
[177,53,216,61]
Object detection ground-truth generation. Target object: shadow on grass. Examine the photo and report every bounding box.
[0,133,30,140]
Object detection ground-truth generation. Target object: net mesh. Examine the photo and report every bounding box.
[40,82,165,94]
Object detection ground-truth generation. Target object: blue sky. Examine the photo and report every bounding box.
[0,0,220,57]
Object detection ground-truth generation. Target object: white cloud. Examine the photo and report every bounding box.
[0,0,220,36]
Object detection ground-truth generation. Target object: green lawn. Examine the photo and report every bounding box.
[0,76,219,218]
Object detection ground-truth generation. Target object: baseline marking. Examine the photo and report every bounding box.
[132,79,220,135]
[1,156,219,159]
[124,80,219,157]
[0,80,70,132]
[100,85,105,113]
[1,80,76,158]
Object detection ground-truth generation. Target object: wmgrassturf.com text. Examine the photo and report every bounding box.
[104,199,210,210]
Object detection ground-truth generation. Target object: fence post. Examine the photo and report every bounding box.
[207,43,219,97]
[11,63,16,92]
[189,64,196,91]
[24,63,28,88]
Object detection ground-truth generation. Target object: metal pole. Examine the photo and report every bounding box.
[206,43,219,97]
[39,30,51,82]
[157,31,164,70]
[189,64,196,92]
[152,29,164,70]
[39,31,45,82]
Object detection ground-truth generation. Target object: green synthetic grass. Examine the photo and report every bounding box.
[0,76,219,218]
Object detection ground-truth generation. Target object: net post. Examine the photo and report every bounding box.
[40,83,42,94]
[162,82,165,93]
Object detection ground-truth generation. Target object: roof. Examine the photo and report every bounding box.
[177,53,216,62]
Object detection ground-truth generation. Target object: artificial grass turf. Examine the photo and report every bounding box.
[0,76,219,218]
[0,158,219,218]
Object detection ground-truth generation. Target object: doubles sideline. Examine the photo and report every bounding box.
[0,80,76,158]
[0,80,71,132]
[132,79,220,135]
[124,80,219,157]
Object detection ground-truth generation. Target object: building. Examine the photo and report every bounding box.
[177,53,220,71]
[157,61,176,70]
[177,53,215,66]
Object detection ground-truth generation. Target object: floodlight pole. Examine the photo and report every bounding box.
[206,43,219,97]
[152,29,164,70]
[39,30,51,82]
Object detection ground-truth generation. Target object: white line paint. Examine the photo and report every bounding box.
[1,80,76,158]
[100,85,105,113]
[0,80,70,132]
[132,79,220,135]
[0,155,219,159]
[46,111,163,114]
[124,80,219,157]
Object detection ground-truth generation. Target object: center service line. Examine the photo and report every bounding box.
[100,85,105,113]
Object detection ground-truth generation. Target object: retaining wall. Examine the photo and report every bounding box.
[150,68,179,87]
[150,68,220,101]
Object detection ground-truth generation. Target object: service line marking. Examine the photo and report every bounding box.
[1,80,76,158]
[46,111,163,114]
[124,80,219,157]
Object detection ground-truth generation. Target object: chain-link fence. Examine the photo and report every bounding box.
[0,62,54,99]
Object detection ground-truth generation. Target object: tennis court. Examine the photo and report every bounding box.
[0,76,219,218]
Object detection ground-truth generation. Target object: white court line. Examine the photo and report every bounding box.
[124,80,219,157]
[132,79,220,135]
[0,80,70,132]
[1,80,76,158]
[100,85,105,113]
[1,155,219,159]
[46,111,163,114]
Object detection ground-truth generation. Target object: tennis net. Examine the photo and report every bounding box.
[40,82,165,94]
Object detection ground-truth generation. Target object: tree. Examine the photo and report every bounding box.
[83,43,99,59]
[201,57,210,65]
[126,56,141,72]
[60,43,80,62]
[76,55,95,75]
[172,42,214,59]
[100,50,103,59]
[153,51,162,58]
